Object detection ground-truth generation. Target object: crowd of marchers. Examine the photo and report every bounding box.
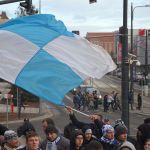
[73,88,143,113]
[0,107,150,150]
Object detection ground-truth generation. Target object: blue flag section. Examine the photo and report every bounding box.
[0,14,116,105]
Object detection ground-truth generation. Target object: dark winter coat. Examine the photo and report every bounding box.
[69,113,104,139]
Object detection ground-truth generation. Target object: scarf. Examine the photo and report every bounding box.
[46,136,60,150]
[100,136,117,145]
[4,144,17,150]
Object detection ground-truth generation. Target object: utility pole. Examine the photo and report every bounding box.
[122,0,129,132]
[130,2,134,109]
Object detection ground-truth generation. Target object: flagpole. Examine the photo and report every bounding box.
[65,106,90,117]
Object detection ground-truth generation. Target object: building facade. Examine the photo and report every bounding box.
[86,32,115,55]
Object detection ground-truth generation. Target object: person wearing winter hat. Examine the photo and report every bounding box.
[17,120,36,149]
[41,125,70,150]
[115,125,127,144]
[99,125,117,150]
[114,119,138,149]
[119,141,136,150]
[82,126,96,147]
[3,130,19,150]
[70,129,84,150]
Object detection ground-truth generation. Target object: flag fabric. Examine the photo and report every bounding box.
[0,14,116,105]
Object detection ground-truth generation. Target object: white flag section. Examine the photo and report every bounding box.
[0,14,116,105]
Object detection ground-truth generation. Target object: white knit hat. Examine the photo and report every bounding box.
[4,130,18,141]
[119,141,136,150]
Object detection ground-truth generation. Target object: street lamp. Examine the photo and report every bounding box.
[130,3,150,108]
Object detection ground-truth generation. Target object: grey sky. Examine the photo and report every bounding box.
[0,0,150,36]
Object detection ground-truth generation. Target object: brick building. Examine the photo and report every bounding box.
[86,32,115,55]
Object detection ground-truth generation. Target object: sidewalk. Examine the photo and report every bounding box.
[0,101,53,124]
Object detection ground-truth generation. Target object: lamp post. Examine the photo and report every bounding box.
[121,0,129,131]
[130,3,150,108]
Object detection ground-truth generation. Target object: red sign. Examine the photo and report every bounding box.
[139,29,145,36]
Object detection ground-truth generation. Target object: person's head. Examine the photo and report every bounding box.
[115,125,127,142]
[24,118,29,123]
[70,130,84,150]
[23,122,36,136]
[104,118,110,125]
[42,118,55,132]
[102,125,114,140]
[4,130,18,148]
[144,138,150,150]
[82,126,92,141]
[45,125,58,142]
[85,140,103,150]
[26,131,40,150]
[137,123,150,146]
[74,130,84,149]
[119,141,136,150]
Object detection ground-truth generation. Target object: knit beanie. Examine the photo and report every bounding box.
[115,125,127,138]
[102,125,114,136]
[114,119,126,129]
[4,130,18,142]
[82,125,92,134]
[119,141,136,150]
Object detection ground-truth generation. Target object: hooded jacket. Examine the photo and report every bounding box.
[119,141,136,150]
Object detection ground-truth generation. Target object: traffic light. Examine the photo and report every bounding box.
[20,0,32,12]
[89,0,97,4]
[72,30,80,35]
[119,26,123,43]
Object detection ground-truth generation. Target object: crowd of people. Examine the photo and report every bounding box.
[0,106,150,150]
[73,90,121,113]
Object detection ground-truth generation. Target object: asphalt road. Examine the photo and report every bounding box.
[7,76,148,139]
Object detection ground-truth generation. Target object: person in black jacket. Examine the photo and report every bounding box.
[70,130,84,150]
[66,106,104,139]
[64,121,78,140]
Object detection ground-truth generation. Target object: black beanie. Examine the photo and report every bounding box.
[115,125,127,138]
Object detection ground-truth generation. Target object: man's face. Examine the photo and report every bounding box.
[105,131,114,140]
[26,136,40,150]
[47,132,57,142]
[84,133,92,141]
[42,121,48,131]
[75,135,83,147]
[118,133,127,142]
[144,140,150,150]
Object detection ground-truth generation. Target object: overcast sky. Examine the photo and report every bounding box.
[0,0,150,36]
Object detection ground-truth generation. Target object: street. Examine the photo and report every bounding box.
[6,75,150,138]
